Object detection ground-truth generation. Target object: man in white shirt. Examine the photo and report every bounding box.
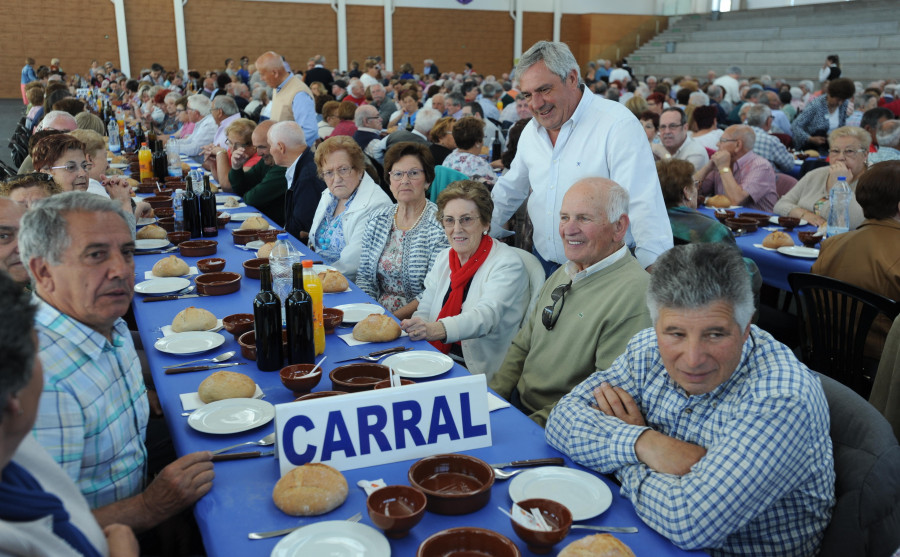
[652,108,710,172]
[490,40,672,273]
[713,66,742,106]
[175,94,217,157]
[210,95,241,149]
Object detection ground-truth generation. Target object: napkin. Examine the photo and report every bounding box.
[487,393,510,412]
[144,267,198,280]
[216,202,246,209]
[752,244,777,252]
[357,479,387,496]
[180,386,265,411]
[160,320,224,337]
[338,331,408,346]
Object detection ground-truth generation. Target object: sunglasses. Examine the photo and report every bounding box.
[541,281,572,330]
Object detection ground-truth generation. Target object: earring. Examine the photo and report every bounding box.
[482,230,488,236]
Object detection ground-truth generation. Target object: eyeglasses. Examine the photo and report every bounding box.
[225,139,249,149]
[717,138,738,144]
[320,166,354,181]
[440,215,478,229]
[658,123,684,131]
[175,108,185,113]
[828,148,866,157]
[389,168,424,181]
[49,161,93,172]
[541,281,572,330]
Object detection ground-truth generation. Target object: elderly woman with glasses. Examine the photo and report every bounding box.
[357,142,450,319]
[774,126,869,229]
[309,136,392,281]
[32,134,91,193]
[170,96,194,140]
[208,118,260,193]
[400,181,532,378]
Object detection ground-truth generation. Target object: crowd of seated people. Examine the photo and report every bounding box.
[7,46,900,557]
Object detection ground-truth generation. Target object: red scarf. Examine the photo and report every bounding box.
[431,234,493,353]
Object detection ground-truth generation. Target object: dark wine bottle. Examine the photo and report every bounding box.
[152,140,167,179]
[285,262,315,365]
[491,131,503,162]
[182,175,201,238]
[254,264,283,371]
[135,123,146,147]
[199,174,218,237]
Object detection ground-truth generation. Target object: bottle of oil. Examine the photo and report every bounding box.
[138,142,152,181]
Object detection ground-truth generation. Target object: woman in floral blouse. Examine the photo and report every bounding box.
[442,116,496,187]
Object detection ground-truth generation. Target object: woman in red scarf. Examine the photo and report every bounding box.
[400,180,536,379]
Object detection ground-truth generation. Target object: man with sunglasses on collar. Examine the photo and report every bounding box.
[489,178,651,427]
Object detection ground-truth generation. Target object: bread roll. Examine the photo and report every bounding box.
[352,314,401,342]
[558,534,636,557]
[762,230,794,249]
[273,463,348,516]
[240,216,269,230]
[171,306,216,333]
[224,197,240,208]
[257,242,276,259]
[319,270,349,293]
[198,371,256,403]
[137,224,168,239]
[181,162,191,173]
[705,194,732,208]
[126,177,139,188]
[151,255,189,277]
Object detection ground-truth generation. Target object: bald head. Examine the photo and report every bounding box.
[559,178,630,271]
[252,120,276,166]
[267,121,308,167]
[255,51,288,88]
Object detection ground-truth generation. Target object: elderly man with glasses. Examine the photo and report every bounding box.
[489,178,651,427]
[651,107,710,172]
[694,124,778,212]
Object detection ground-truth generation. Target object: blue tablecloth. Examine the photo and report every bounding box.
[131,200,704,556]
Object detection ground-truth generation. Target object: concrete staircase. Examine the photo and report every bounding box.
[629,0,900,84]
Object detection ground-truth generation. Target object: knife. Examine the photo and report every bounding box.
[211,450,274,462]
[165,362,248,375]
[489,457,565,468]
[334,346,411,363]
[136,247,178,255]
[143,294,203,303]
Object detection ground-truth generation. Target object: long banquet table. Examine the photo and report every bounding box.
[130,192,705,556]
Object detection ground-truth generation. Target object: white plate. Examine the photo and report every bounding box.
[777,246,819,259]
[246,240,265,250]
[769,216,809,226]
[509,467,613,521]
[187,398,275,435]
[154,331,225,355]
[271,521,390,557]
[135,239,171,250]
[383,351,453,379]
[334,303,385,323]
[160,319,224,337]
[134,277,191,295]
[136,217,157,227]
[229,212,262,222]
[109,163,128,169]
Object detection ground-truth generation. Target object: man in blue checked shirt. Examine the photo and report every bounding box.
[546,243,835,557]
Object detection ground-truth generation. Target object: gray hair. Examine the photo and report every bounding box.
[267,121,306,149]
[647,243,754,329]
[746,104,772,128]
[799,80,814,92]
[688,91,709,107]
[732,124,756,149]
[212,95,239,116]
[164,92,180,104]
[354,104,378,128]
[187,94,211,116]
[481,82,498,98]
[515,41,581,87]
[414,108,442,134]
[604,181,629,223]
[20,192,131,275]
[727,65,743,77]
[876,119,900,148]
[0,271,37,421]
[707,85,723,101]
[36,111,77,132]
[445,92,464,110]
[348,79,364,96]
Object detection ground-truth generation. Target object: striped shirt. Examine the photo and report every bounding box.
[546,326,835,557]
[32,297,149,509]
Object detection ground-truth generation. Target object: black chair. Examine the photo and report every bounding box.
[789,272,900,399]
[817,373,900,557]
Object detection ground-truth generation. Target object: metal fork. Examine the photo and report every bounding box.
[248,512,362,540]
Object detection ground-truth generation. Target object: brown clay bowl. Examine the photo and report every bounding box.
[257,229,286,243]
[166,231,190,245]
[329,363,390,393]
[724,217,758,233]
[713,209,736,222]
[373,378,416,389]
[157,216,175,232]
[367,485,427,539]
[408,454,494,515]
[294,390,347,402]
[136,183,161,194]
[778,216,801,230]
[237,329,288,361]
[509,498,573,554]
[417,527,520,557]
[322,308,344,333]
[216,211,231,228]
[179,240,217,257]
[153,207,174,218]
[232,229,258,245]
[280,364,322,395]
[194,271,240,295]
[144,195,172,209]
[740,212,772,226]
[798,231,822,247]
[222,313,254,338]
[197,257,226,273]
[242,258,266,279]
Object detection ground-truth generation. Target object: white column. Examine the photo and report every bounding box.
[173,0,189,75]
[110,0,131,78]
[512,0,523,64]
[384,0,394,71]
[552,0,562,42]
[332,0,348,71]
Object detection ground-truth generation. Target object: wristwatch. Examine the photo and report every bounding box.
[720,167,731,174]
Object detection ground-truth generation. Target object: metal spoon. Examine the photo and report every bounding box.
[493,468,525,480]
[163,350,235,369]
[211,432,276,456]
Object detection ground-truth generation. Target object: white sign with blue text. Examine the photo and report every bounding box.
[274,374,492,475]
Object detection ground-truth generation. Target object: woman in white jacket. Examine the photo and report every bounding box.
[401,180,531,379]
[308,136,392,281]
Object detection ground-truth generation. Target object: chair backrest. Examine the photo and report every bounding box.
[817,373,900,557]
[429,165,468,203]
[789,272,900,398]
[771,132,793,149]
[510,247,546,326]
[775,172,798,197]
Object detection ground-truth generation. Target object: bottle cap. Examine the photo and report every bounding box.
[277,233,289,241]
[302,260,313,268]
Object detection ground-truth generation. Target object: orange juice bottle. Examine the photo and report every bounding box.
[301,260,325,355]
[138,142,152,181]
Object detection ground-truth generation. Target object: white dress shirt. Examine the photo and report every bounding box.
[177,114,217,157]
[213,113,240,149]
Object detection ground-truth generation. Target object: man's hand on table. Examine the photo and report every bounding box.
[141,451,215,518]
